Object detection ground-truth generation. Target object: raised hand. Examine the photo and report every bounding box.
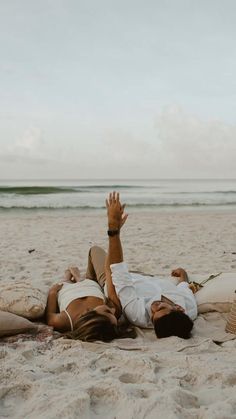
[106,191,128,230]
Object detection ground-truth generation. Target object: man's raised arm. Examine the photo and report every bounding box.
[104,192,127,316]
[105,192,148,326]
[106,191,128,265]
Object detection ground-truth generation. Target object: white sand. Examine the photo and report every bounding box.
[1,209,236,419]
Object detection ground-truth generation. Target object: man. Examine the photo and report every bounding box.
[105,192,198,339]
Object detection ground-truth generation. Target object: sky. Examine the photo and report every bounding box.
[0,0,236,179]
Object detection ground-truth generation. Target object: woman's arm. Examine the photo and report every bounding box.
[46,284,69,331]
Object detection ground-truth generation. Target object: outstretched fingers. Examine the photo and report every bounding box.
[105,191,128,228]
[106,192,121,207]
[111,191,119,203]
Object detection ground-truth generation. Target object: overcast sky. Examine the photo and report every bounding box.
[0,0,236,179]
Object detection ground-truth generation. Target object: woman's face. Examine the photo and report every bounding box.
[94,305,118,325]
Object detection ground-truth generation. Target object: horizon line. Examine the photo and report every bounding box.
[0,178,236,182]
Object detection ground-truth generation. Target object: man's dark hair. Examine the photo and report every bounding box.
[153,311,193,339]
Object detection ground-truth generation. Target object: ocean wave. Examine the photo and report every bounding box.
[122,202,236,208]
[1,184,236,196]
[211,190,236,194]
[0,185,144,195]
[0,186,77,195]
[1,201,236,211]
[171,190,236,195]
[0,205,103,211]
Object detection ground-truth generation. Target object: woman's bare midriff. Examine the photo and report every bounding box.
[66,296,105,322]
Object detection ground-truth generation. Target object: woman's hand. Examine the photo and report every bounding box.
[49,283,63,294]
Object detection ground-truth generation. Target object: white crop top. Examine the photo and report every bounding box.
[58,279,105,312]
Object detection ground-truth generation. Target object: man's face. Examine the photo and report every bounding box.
[151,298,185,323]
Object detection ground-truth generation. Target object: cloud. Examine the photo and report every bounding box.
[0,126,62,178]
[155,106,236,178]
[0,125,44,158]
[0,153,49,166]
[13,126,43,156]
[99,129,157,172]
[0,108,235,179]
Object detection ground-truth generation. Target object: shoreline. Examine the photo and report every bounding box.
[0,205,236,217]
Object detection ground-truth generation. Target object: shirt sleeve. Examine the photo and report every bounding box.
[177,282,198,320]
[110,262,149,327]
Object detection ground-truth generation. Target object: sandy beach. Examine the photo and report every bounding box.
[1,0,236,416]
[1,209,236,419]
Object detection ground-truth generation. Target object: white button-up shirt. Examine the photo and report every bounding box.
[111,262,198,328]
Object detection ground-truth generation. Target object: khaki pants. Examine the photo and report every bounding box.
[86,246,107,288]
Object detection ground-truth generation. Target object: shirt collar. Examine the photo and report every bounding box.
[145,296,160,321]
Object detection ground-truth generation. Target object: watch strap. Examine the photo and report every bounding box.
[107,229,120,237]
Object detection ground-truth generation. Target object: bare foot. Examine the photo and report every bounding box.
[63,269,75,283]
[69,267,81,282]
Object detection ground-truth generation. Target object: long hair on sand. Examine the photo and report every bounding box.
[66,310,136,342]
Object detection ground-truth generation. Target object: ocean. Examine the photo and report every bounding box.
[0,179,235,213]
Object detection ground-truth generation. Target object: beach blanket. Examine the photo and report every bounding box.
[1,313,233,352]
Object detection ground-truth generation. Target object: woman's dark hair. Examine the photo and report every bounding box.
[153,311,193,339]
[66,311,136,342]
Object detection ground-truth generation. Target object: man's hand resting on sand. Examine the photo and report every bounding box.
[171,268,189,283]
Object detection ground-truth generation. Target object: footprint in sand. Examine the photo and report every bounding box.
[119,373,142,384]
[170,388,199,409]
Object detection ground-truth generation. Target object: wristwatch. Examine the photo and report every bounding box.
[107,229,120,236]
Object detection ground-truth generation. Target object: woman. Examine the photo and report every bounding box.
[46,246,135,342]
